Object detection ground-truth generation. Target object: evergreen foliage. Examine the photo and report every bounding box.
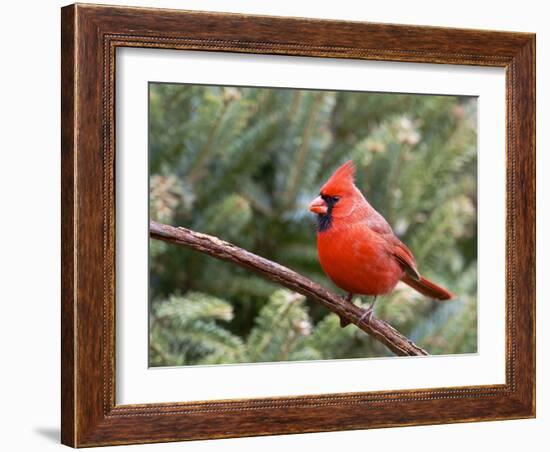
[149,83,478,366]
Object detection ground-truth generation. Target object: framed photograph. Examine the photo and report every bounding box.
[61,3,535,447]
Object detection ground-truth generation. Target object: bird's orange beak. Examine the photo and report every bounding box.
[308,196,328,215]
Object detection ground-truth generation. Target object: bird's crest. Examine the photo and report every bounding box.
[321,160,356,194]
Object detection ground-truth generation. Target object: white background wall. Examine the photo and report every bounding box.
[0,1,546,450]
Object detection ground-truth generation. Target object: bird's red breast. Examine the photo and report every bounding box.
[316,220,404,295]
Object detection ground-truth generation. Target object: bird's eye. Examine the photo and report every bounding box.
[320,194,340,204]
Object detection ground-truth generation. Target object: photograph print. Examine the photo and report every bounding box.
[148,82,478,367]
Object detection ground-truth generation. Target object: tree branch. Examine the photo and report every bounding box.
[150,221,428,357]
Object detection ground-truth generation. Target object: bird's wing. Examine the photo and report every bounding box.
[363,209,421,281]
[390,240,421,281]
[365,210,393,235]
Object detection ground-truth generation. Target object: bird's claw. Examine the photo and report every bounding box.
[358,307,374,325]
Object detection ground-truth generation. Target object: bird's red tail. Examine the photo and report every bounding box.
[401,274,454,300]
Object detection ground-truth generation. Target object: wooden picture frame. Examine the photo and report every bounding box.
[61,3,535,447]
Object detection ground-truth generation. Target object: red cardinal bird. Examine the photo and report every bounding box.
[308,160,453,325]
